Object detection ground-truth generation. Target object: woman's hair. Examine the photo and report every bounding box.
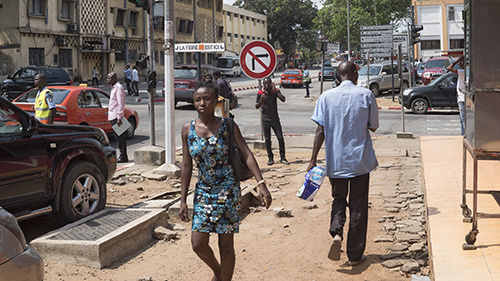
[194,81,219,99]
[202,73,214,82]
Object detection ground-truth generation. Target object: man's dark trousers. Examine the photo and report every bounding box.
[262,120,285,161]
[110,118,128,160]
[328,173,370,262]
[125,78,133,95]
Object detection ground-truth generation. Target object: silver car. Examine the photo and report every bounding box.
[0,207,44,281]
[357,61,410,96]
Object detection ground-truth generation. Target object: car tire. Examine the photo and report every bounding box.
[370,84,380,96]
[0,89,9,100]
[411,98,429,114]
[55,162,106,224]
[125,117,136,139]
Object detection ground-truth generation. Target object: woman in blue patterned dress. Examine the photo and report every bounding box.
[179,82,272,281]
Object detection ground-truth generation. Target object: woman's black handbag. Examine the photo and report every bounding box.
[227,118,254,181]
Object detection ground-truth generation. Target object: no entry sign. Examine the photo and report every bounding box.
[239,41,277,79]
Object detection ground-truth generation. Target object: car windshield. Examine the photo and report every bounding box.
[358,65,381,76]
[19,88,70,103]
[428,74,453,87]
[284,70,300,75]
[216,59,234,68]
[323,67,335,72]
[174,68,197,79]
[426,59,447,68]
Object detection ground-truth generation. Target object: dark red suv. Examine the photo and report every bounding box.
[174,64,216,106]
[0,97,116,224]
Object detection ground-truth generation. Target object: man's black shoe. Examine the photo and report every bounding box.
[280,159,290,165]
[267,159,274,165]
[117,158,128,163]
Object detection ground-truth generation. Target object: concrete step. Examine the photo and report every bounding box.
[30,208,168,269]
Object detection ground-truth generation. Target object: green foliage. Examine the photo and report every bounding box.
[234,0,318,60]
[314,0,411,52]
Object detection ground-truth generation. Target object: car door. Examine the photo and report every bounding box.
[431,75,458,107]
[380,65,392,90]
[0,101,48,209]
[77,90,110,132]
[92,90,113,132]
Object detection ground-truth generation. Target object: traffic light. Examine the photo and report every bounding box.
[127,0,150,11]
[411,25,424,45]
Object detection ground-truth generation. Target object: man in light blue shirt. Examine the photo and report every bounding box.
[307,61,379,266]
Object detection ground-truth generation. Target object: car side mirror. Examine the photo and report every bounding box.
[381,72,387,76]
[7,75,12,79]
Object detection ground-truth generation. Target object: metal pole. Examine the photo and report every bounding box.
[320,46,324,95]
[148,0,156,146]
[391,50,395,101]
[347,0,351,61]
[407,23,412,87]
[164,0,175,164]
[259,79,263,141]
[367,51,370,86]
[398,44,405,132]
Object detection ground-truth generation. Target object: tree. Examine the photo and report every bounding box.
[315,0,411,53]
[233,0,318,63]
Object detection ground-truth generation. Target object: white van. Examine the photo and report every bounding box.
[216,56,242,77]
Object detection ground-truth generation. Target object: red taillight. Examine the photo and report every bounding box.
[54,112,67,122]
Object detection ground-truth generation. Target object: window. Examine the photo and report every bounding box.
[29,48,44,66]
[0,103,23,136]
[160,51,164,65]
[448,6,455,21]
[228,13,231,21]
[30,0,45,16]
[241,15,244,24]
[59,49,72,67]
[129,11,139,28]
[240,34,244,39]
[246,35,250,39]
[116,9,125,26]
[450,39,464,49]
[421,40,441,50]
[178,19,186,33]
[252,36,255,40]
[187,21,194,34]
[217,0,222,11]
[217,26,224,38]
[60,0,72,20]
[234,33,238,38]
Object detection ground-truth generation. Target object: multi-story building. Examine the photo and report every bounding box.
[0,0,226,83]
[222,4,267,56]
[413,0,464,60]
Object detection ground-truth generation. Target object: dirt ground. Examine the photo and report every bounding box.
[42,134,423,281]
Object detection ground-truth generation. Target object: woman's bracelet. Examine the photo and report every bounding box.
[257,179,266,186]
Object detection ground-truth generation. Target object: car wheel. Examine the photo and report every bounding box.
[125,117,136,139]
[411,98,429,114]
[0,89,9,100]
[55,162,106,224]
[370,84,380,96]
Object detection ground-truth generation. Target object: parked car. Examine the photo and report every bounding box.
[280,69,303,88]
[0,66,72,101]
[319,66,337,81]
[0,97,116,224]
[416,62,426,83]
[357,60,410,96]
[0,207,44,281]
[422,56,452,85]
[216,56,242,77]
[174,64,217,106]
[12,85,139,139]
[400,72,458,114]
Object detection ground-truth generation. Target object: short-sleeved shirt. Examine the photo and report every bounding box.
[216,77,231,99]
[311,80,379,178]
[132,69,139,82]
[123,68,132,80]
[256,88,280,122]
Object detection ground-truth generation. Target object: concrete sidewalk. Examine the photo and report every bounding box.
[421,136,500,281]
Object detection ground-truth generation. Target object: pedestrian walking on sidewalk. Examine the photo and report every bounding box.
[255,77,290,166]
[92,66,99,86]
[107,72,128,163]
[179,82,272,281]
[307,61,379,266]
[303,65,311,98]
[446,56,466,135]
[132,66,139,96]
[123,65,133,95]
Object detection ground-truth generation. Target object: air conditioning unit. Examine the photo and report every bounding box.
[55,38,67,46]
[67,23,78,32]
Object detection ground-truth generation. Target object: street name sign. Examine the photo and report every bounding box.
[174,43,225,52]
[239,41,277,79]
[361,25,393,57]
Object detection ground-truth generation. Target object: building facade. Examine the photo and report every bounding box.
[0,0,228,83]
[222,4,267,57]
[413,0,464,60]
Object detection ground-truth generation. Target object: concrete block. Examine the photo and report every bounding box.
[396,132,414,139]
[30,208,168,269]
[253,140,266,150]
[153,163,181,178]
[134,146,165,165]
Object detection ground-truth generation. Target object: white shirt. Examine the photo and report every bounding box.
[457,69,465,102]
[132,69,139,82]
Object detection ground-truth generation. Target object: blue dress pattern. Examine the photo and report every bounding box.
[188,118,241,234]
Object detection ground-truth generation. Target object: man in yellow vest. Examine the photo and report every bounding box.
[34,73,56,124]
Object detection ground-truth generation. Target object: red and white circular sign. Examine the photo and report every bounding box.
[239,41,277,79]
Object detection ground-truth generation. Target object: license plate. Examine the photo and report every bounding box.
[175,84,188,89]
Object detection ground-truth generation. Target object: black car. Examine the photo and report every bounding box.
[0,97,116,224]
[0,66,72,100]
[319,66,337,81]
[401,72,458,114]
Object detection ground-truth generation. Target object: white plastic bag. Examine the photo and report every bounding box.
[297,165,326,201]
